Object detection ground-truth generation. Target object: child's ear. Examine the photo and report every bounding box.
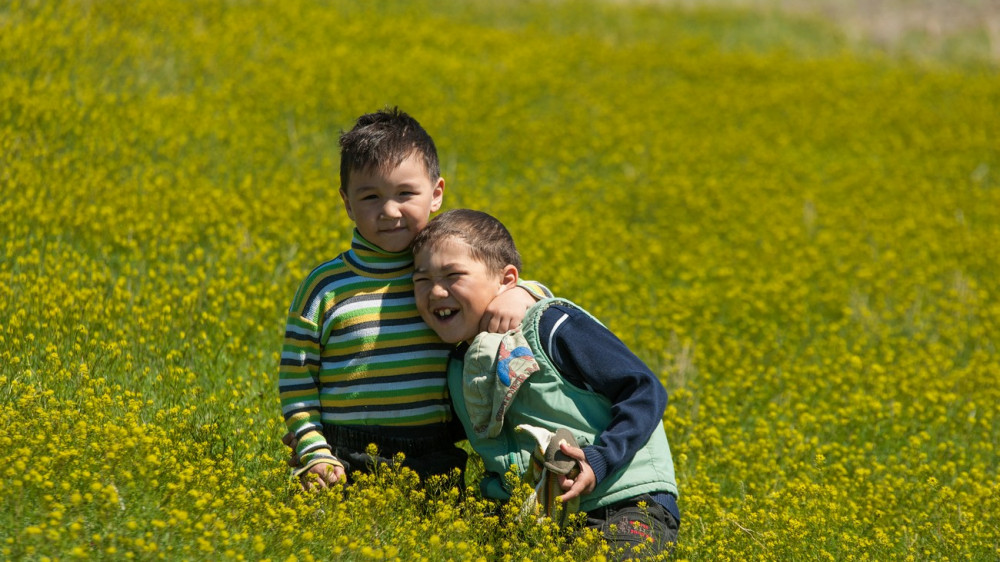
[430,178,445,212]
[498,264,519,292]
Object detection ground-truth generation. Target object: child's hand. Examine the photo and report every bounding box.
[283,431,347,490]
[299,461,347,491]
[481,287,536,333]
[555,441,596,502]
[299,462,347,490]
[281,431,347,490]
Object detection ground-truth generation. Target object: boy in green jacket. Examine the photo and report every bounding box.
[411,209,680,558]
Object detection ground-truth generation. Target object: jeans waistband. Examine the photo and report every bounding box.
[588,492,680,525]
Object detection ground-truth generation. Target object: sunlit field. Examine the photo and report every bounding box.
[2,1,998,560]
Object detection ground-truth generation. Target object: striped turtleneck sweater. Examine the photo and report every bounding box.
[279,230,454,467]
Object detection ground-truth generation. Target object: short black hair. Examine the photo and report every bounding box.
[411,209,522,273]
[338,106,440,191]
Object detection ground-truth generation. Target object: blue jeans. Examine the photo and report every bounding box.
[585,493,680,559]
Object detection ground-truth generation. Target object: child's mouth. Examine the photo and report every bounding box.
[434,308,458,320]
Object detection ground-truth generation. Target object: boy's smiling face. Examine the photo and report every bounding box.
[413,237,515,344]
[340,151,444,253]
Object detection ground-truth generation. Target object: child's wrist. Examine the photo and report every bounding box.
[583,447,609,483]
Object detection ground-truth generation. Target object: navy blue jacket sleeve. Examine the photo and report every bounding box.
[537,305,668,483]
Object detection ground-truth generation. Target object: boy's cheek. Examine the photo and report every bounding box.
[413,299,430,320]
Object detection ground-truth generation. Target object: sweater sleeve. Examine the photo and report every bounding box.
[537,306,667,484]
[278,287,337,468]
[517,279,554,300]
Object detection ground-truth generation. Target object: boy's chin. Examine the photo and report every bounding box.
[436,328,471,345]
[419,318,460,344]
[439,334,466,345]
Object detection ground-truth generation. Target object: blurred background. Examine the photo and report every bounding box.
[647,0,1000,64]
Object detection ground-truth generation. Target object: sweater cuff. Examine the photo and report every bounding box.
[296,427,333,465]
[583,446,609,484]
[300,446,338,467]
[516,280,553,300]
[292,455,344,478]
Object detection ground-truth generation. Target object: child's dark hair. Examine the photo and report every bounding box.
[339,106,440,191]
[411,209,522,273]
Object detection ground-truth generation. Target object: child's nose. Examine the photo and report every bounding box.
[380,201,403,218]
[430,283,448,298]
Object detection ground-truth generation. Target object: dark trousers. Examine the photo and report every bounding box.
[585,493,680,559]
[324,423,467,483]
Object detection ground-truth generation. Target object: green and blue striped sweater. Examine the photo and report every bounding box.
[279,230,453,467]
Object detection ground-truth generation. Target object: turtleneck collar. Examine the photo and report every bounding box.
[344,228,414,277]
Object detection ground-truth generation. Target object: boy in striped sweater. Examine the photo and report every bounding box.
[279,108,543,490]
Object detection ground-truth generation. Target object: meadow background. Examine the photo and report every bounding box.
[2,0,999,560]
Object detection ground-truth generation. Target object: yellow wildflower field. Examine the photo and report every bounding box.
[2,0,998,560]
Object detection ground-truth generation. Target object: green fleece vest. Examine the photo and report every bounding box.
[448,298,677,512]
